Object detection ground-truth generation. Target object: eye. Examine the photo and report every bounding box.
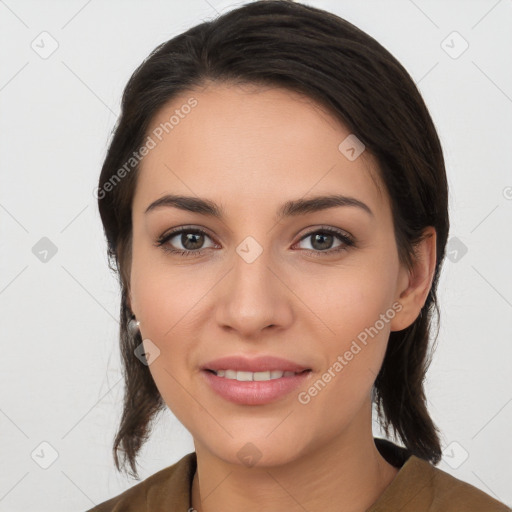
[155,227,217,257]
[294,227,355,256]
[155,225,355,258]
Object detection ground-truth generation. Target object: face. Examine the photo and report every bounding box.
[129,82,410,467]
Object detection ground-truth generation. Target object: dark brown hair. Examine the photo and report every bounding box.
[97,0,448,478]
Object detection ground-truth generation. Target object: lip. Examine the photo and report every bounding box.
[201,369,312,405]
[201,355,311,373]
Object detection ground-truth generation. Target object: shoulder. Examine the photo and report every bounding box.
[372,438,510,511]
[83,452,196,512]
[395,456,510,511]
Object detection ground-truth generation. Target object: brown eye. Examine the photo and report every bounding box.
[155,227,216,256]
[178,231,205,251]
[295,227,355,256]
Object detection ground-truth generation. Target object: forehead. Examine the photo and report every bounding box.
[133,82,386,217]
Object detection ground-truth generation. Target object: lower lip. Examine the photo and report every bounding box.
[201,370,312,405]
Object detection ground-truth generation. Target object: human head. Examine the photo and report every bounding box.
[97,0,449,478]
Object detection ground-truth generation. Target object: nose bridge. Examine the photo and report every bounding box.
[235,236,274,291]
[214,234,292,336]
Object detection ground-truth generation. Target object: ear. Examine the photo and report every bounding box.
[390,226,437,332]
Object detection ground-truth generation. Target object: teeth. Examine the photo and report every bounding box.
[213,369,299,381]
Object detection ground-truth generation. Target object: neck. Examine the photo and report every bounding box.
[191,405,399,512]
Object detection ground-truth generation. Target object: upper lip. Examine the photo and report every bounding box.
[201,355,311,373]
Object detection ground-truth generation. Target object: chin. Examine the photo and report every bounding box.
[201,435,307,469]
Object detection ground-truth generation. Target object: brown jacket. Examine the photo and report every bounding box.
[86,438,511,511]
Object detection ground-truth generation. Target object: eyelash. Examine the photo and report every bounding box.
[154,225,355,258]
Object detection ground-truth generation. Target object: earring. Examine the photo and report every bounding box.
[127,317,140,336]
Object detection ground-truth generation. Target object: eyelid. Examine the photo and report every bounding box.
[296,224,353,242]
[158,224,216,242]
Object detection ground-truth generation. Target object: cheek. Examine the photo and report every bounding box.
[293,261,396,411]
[298,258,397,344]
[130,237,210,341]
[134,279,199,423]
[133,275,200,398]
[130,254,190,381]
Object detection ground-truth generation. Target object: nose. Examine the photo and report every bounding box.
[213,242,294,339]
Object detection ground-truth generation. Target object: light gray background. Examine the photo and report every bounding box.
[0,0,511,510]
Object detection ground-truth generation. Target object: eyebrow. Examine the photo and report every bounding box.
[144,193,374,220]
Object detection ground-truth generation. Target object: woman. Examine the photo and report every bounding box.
[88,1,510,510]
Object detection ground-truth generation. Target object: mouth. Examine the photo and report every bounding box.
[200,355,313,404]
[201,368,313,405]
[204,368,312,381]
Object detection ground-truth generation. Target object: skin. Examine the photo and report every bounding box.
[128,82,437,512]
